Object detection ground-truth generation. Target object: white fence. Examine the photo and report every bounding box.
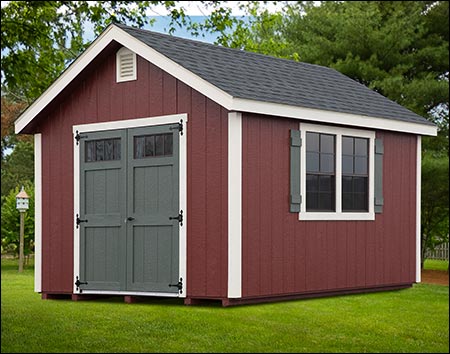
[426,243,449,261]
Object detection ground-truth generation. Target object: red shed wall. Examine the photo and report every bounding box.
[37,48,228,298]
[241,113,417,298]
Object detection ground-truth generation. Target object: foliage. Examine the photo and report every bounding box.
[421,153,449,265]
[1,183,35,256]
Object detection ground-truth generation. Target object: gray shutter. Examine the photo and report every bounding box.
[374,138,384,213]
[290,130,302,212]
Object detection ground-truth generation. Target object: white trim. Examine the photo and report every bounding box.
[232,98,437,136]
[299,123,375,221]
[81,290,179,297]
[228,112,242,298]
[72,114,187,296]
[416,136,422,283]
[34,134,42,293]
[15,25,437,137]
[116,47,137,82]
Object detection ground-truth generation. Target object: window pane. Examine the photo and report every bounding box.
[354,193,367,211]
[104,139,114,160]
[155,135,164,156]
[145,135,155,157]
[320,154,334,173]
[86,141,95,162]
[354,177,367,193]
[319,175,333,192]
[342,155,354,174]
[134,136,145,159]
[306,152,319,173]
[164,134,173,155]
[320,134,334,154]
[342,192,353,211]
[319,192,334,211]
[306,132,319,152]
[113,139,121,160]
[96,140,105,161]
[306,174,319,192]
[342,176,353,193]
[355,138,368,156]
[342,136,354,155]
[306,192,318,210]
[355,156,368,175]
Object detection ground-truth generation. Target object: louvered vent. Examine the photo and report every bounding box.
[116,47,137,82]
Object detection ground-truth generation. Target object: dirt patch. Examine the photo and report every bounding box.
[421,270,449,286]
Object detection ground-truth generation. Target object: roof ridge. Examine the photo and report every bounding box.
[114,23,331,72]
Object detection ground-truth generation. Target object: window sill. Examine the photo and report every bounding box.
[298,211,375,221]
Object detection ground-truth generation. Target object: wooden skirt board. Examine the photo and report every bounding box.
[78,124,180,294]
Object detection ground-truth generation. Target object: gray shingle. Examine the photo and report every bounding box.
[117,24,434,126]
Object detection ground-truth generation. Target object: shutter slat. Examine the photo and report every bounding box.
[374,138,384,213]
[290,130,302,212]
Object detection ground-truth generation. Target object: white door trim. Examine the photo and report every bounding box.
[73,113,188,297]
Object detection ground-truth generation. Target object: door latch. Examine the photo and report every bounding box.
[169,210,183,226]
[76,214,88,228]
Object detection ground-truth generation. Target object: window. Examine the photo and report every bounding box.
[85,138,121,162]
[299,123,375,221]
[306,132,335,211]
[134,133,173,159]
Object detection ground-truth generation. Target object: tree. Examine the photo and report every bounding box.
[1,183,35,260]
[421,153,449,267]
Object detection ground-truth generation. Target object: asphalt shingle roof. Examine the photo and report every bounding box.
[117,24,434,126]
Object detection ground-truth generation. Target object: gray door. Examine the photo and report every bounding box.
[78,124,179,293]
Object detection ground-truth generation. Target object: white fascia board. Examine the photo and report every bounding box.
[232,98,437,137]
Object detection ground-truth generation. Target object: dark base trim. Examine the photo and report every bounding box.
[221,284,413,307]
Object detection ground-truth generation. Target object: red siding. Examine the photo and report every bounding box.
[242,113,417,298]
[37,48,228,298]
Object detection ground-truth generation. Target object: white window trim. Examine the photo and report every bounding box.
[299,123,375,221]
[72,113,187,297]
[116,47,137,82]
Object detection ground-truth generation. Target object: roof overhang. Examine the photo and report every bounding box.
[14,24,437,136]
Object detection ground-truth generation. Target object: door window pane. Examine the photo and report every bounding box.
[134,133,173,159]
[85,138,121,162]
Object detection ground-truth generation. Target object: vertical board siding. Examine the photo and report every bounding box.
[242,113,417,298]
[38,48,228,298]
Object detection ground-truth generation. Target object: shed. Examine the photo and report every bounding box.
[15,23,437,306]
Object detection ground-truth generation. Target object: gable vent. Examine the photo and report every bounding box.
[116,47,137,82]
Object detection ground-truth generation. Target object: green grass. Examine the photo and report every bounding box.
[1,258,449,353]
[424,259,449,271]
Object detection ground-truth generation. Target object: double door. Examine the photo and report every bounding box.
[78,124,180,293]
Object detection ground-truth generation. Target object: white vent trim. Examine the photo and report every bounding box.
[116,47,137,82]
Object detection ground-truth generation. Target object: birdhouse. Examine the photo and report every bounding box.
[16,186,30,212]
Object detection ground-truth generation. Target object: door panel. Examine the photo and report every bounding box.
[126,125,179,293]
[79,129,127,291]
[79,124,180,294]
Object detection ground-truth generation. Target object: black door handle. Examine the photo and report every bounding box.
[126,216,135,222]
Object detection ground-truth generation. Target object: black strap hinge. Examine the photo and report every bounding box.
[169,210,183,226]
[75,276,88,292]
[76,214,88,228]
[169,119,183,136]
[75,131,88,145]
[168,277,183,294]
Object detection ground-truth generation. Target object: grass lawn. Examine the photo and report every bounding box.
[1,258,448,353]
[424,259,449,271]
